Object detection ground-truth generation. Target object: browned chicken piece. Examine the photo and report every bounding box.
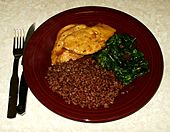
[55,49,83,64]
[51,23,116,65]
[51,24,87,64]
[63,23,116,55]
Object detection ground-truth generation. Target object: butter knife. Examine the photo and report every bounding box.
[16,23,35,115]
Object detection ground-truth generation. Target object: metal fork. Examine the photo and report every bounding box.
[7,29,24,118]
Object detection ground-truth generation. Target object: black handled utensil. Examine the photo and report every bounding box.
[7,29,24,118]
[16,23,35,115]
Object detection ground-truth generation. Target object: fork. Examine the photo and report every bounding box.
[7,29,24,118]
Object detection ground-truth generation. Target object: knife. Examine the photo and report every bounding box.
[16,23,35,115]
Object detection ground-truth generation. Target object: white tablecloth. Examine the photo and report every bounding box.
[0,0,170,132]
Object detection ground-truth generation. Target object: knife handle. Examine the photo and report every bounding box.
[7,59,19,118]
[17,72,28,114]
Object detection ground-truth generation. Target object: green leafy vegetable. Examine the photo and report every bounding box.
[92,34,149,85]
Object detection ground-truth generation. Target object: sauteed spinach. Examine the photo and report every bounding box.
[92,34,149,85]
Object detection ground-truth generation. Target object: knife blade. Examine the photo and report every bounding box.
[16,23,35,115]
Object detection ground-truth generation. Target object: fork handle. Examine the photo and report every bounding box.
[7,58,19,118]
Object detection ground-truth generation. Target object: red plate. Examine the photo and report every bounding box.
[23,6,163,122]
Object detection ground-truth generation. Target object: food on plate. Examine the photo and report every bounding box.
[46,23,149,109]
[55,49,83,63]
[93,34,149,85]
[51,24,87,64]
[46,57,123,109]
[51,23,116,64]
[63,23,116,55]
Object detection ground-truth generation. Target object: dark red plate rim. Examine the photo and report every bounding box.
[23,6,164,123]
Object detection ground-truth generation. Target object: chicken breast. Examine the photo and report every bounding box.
[51,23,116,65]
[56,49,83,63]
[51,24,87,64]
[63,23,116,55]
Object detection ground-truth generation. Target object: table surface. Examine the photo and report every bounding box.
[0,0,170,132]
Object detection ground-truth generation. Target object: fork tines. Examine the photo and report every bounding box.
[13,29,24,51]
